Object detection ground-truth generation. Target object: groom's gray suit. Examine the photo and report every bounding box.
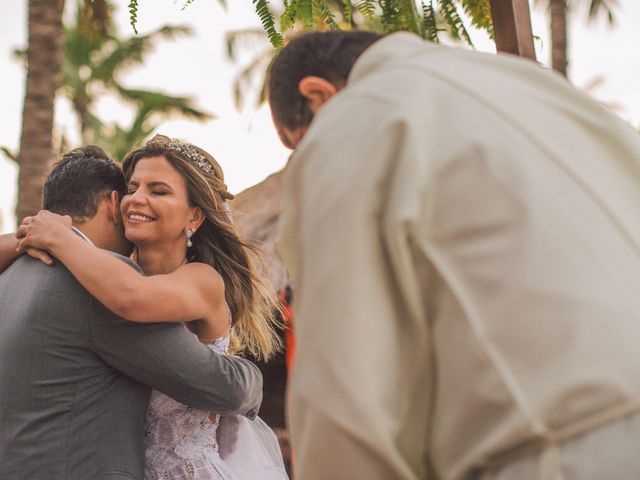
[0,251,262,479]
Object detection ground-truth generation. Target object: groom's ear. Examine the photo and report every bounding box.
[106,190,121,225]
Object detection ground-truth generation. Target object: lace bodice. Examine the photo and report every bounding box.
[144,335,233,480]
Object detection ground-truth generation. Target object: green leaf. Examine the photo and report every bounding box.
[314,0,340,29]
[422,1,439,43]
[438,0,473,46]
[0,146,18,164]
[461,0,494,39]
[356,0,377,21]
[252,0,283,48]
[342,0,353,26]
[128,0,139,34]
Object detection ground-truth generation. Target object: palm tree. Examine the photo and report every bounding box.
[93,88,214,161]
[546,0,617,77]
[16,0,66,224]
[62,0,212,159]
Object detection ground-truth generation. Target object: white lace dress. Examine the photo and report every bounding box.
[144,335,287,480]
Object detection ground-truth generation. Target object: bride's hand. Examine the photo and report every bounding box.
[24,246,55,266]
[16,211,73,253]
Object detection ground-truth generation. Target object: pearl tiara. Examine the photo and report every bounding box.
[164,138,215,176]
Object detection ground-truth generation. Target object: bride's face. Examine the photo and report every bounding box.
[121,155,199,248]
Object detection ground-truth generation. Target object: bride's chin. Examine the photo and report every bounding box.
[124,230,148,243]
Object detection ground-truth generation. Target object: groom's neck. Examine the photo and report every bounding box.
[72,221,105,249]
[72,211,119,252]
[72,214,132,257]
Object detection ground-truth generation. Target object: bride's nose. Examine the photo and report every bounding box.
[128,188,148,205]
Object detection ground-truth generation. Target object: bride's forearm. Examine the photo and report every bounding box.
[0,233,20,272]
[47,230,216,325]
[47,231,151,321]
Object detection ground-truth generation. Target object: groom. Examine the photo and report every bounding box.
[0,146,262,479]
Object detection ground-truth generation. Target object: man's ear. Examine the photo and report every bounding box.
[298,76,339,113]
[106,190,120,225]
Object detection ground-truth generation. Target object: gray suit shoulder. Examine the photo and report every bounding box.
[104,250,143,274]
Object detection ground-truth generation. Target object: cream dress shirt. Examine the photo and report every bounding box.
[278,33,640,479]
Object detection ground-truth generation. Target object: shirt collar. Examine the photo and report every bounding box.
[72,226,95,246]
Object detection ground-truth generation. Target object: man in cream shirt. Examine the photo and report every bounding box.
[268,31,640,479]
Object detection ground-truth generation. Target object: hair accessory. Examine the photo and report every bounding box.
[165,139,215,176]
[186,228,194,248]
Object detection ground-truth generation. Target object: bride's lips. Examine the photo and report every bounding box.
[126,211,157,224]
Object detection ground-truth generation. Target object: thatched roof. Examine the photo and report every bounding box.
[229,167,289,291]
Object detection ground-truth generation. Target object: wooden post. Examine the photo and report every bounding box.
[489,0,536,61]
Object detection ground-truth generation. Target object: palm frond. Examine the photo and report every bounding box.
[437,0,473,46]
[0,146,18,164]
[461,0,493,39]
[231,49,274,109]
[356,0,378,21]
[587,0,617,24]
[181,0,197,10]
[314,0,340,29]
[116,87,214,121]
[253,0,283,48]
[341,0,354,26]
[297,0,314,28]
[93,25,192,82]
[422,1,439,43]
[225,28,267,60]
[280,0,299,31]
[128,0,139,34]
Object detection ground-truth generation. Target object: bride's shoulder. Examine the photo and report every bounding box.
[178,262,225,291]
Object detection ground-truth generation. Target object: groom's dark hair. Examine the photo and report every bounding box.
[43,146,127,223]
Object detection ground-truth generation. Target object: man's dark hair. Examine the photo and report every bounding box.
[268,30,383,139]
[43,146,127,222]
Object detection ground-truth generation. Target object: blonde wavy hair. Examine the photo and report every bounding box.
[122,134,282,360]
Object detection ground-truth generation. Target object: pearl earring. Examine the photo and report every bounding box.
[186,228,194,248]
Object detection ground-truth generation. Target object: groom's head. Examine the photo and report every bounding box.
[44,146,131,255]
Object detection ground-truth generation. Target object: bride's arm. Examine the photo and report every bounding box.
[17,211,227,325]
[0,234,20,272]
[0,233,53,272]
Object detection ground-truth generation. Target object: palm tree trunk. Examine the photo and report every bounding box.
[16,0,66,224]
[549,0,568,77]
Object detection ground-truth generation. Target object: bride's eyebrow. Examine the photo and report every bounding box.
[128,180,173,190]
[147,181,173,190]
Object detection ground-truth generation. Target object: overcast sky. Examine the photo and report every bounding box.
[1,1,639,232]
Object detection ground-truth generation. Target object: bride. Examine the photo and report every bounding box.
[17,135,288,480]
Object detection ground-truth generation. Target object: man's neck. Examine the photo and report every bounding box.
[72,221,106,250]
[71,226,94,246]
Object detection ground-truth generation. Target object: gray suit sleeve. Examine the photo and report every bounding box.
[87,254,262,417]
